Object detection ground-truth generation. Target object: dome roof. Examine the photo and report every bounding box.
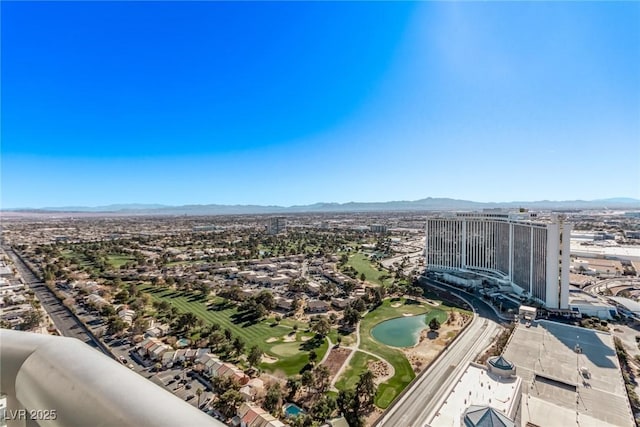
[463,405,514,427]
[488,355,514,370]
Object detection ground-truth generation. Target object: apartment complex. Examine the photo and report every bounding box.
[425,211,571,309]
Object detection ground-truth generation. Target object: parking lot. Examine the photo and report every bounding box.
[151,368,215,409]
[70,302,217,414]
[99,337,215,409]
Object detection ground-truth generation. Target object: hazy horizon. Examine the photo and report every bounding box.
[5,195,640,212]
[2,2,639,209]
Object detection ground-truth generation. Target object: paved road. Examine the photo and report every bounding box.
[378,315,501,427]
[4,247,106,352]
[419,278,506,324]
[584,277,640,295]
[377,280,504,427]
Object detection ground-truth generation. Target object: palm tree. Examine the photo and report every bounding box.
[196,387,203,408]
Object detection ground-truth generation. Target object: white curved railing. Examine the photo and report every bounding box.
[0,329,224,427]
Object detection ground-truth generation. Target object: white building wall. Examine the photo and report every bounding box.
[426,213,570,309]
[560,221,572,309]
[545,222,560,309]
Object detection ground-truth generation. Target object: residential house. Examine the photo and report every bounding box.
[274,297,293,312]
[149,343,171,360]
[237,403,285,427]
[306,283,321,296]
[138,337,163,357]
[145,323,170,337]
[118,309,135,325]
[161,351,176,368]
[239,378,264,402]
[269,275,290,286]
[331,298,352,310]
[306,300,329,313]
[185,349,198,361]
[278,269,300,278]
[85,294,110,309]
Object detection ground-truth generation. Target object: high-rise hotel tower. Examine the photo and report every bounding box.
[425,211,571,309]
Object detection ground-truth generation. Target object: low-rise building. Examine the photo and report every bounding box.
[306,300,329,313]
[85,294,110,309]
[146,323,170,337]
[118,309,135,325]
[427,361,521,427]
[237,403,285,427]
[149,343,171,360]
[569,290,618,320]
[239,378,264,401]
[274,297,293,311]
[138,337,164,357]
[331,298,352,310]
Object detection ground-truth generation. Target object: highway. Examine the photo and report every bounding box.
[377,280,504,427]
[4,247,108,353]
[583,276,640,295]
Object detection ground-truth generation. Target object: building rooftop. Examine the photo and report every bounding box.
[463,405,515,427]
[609,296,640,315]
[429,364,521,427]
[488,356,514,371]
[502,320,633,427]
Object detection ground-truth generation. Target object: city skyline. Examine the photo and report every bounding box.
[2,2,639,208]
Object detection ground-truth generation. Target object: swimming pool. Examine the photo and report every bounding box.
[283,403,305,418]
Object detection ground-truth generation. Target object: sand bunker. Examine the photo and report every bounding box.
[261,355,278,364]
[282,334,296,343]
[266,337,279,343]
[402,313,414,317]
[391,302,402,308]
[301,336,312,341]
[425,299,440,306]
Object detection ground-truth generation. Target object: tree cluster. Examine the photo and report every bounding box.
[337,371,376,427]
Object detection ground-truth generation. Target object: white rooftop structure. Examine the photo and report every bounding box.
[570,241,640,261]
[428,363,521,427]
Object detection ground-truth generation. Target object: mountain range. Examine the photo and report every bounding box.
[4,197,640,215]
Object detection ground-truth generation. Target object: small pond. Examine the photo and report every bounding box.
[371,314,427,347]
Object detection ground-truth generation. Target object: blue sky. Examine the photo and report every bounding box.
[2,1,639,208]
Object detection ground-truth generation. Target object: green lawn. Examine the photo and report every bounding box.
[334,350,376,391]
[107,254,135,268]
[264,337,329,376]
[165,260,206,267]
[346,253,392,286]
[139,285,327,375]
[60,249,93,268]
[328,329,357,347]
[359,298,451,408]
